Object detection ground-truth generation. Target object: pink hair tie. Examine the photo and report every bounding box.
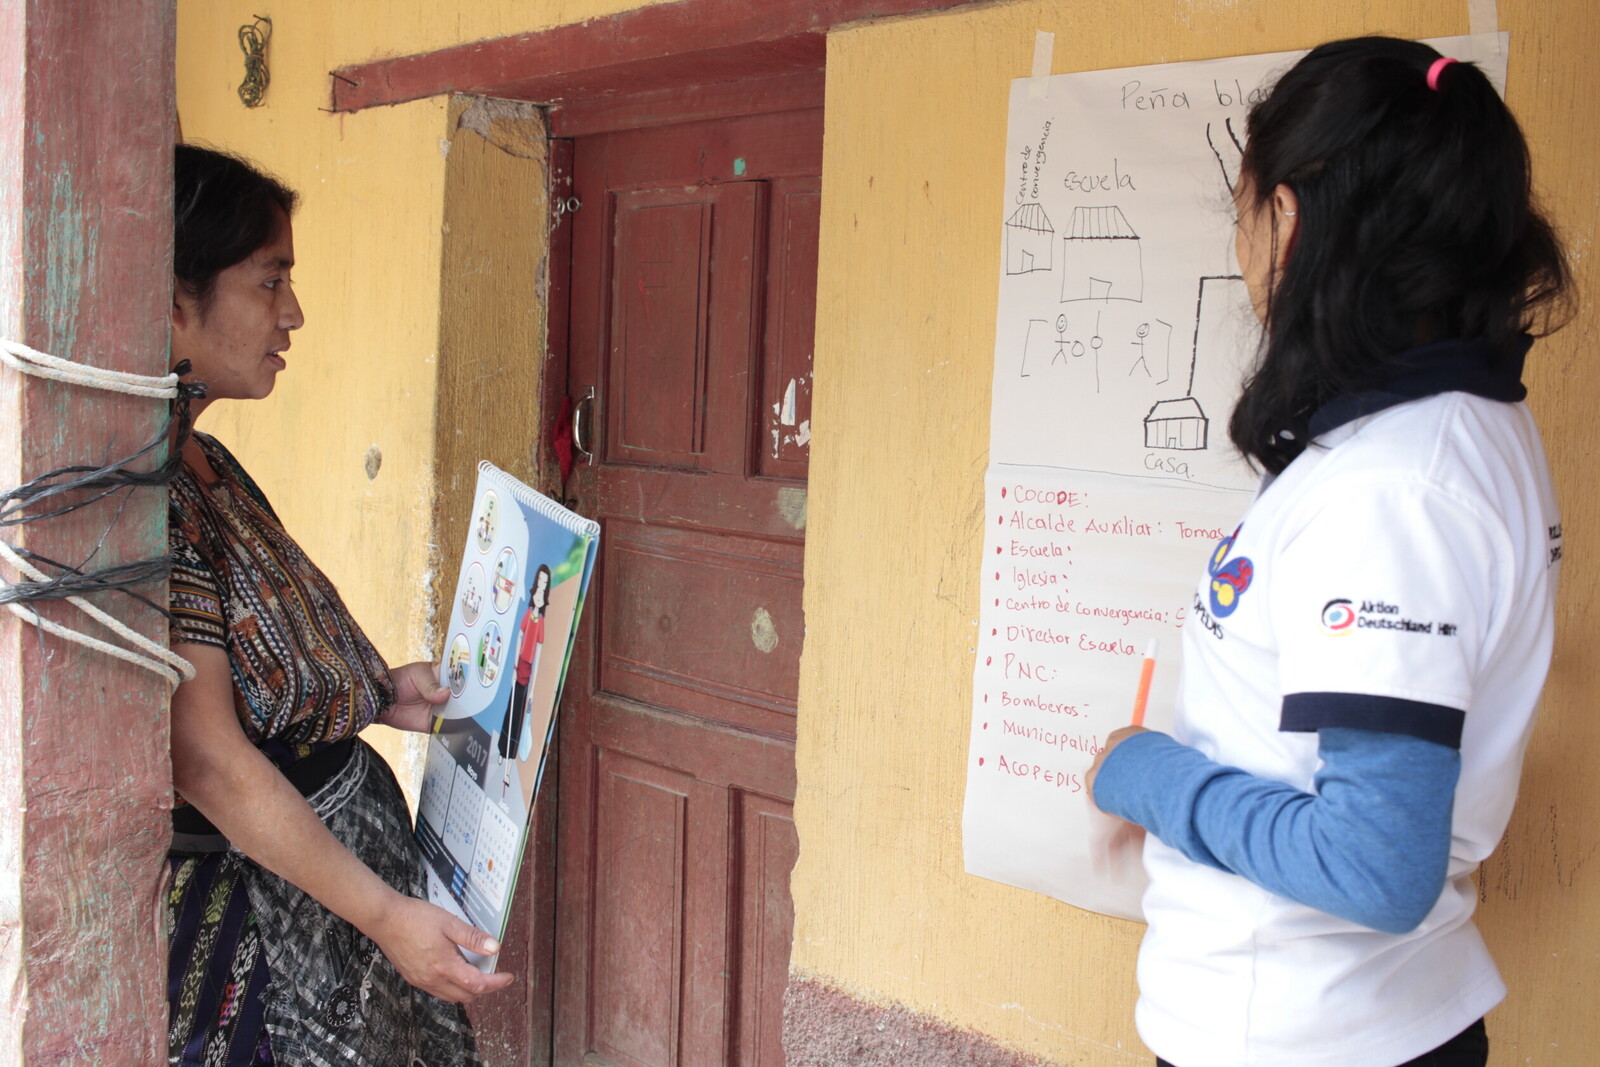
[1426,56,1458,91]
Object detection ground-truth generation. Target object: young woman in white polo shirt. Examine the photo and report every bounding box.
[1088,36,1571,1067]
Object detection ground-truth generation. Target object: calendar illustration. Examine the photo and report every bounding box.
[415,463,599,973]
[469,798,520,911]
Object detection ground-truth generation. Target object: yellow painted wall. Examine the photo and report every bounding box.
[795,1,1600,1064]
[176,0,1600,1064]
[177,8,448,778]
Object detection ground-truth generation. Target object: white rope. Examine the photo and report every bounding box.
[1,338,195,688]
[0,339,181,398]
[0,540,194,687]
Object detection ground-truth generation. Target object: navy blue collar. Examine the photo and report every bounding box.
[1308,336,1531,439]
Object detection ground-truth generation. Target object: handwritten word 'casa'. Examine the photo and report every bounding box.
[1144,453,1194,480]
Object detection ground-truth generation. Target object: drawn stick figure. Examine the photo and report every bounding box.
[1130,322,1152,379]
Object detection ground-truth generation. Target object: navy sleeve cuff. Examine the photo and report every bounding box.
[1281,692,1465,748]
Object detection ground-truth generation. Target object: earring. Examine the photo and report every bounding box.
[1282,210,1297,216]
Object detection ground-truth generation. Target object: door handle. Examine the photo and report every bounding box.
[572,386,597,465]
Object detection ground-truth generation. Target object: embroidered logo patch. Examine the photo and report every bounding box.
[1207,524,1254,618]
[1320,598,1356,634]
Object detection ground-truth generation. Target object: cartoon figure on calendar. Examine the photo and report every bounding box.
[496,564,551,795]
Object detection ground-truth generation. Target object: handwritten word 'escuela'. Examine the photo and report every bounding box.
[1120,78,1272,111]
[1063,159,1136,193]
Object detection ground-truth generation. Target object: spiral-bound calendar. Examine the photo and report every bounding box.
[415,462,599,971]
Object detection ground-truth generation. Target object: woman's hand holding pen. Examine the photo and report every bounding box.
[1087,724,1148,804]
[1087,725,1150,874]
[380,661,450,732]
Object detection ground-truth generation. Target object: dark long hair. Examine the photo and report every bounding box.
[1229,36,1570,474]
[173,144,298,311]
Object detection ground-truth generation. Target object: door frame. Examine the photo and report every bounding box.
[324,5,974,1062]
[326,0,985,115]
[353,23,835,1067]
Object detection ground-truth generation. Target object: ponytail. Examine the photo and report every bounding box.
[1228,36,1571,474]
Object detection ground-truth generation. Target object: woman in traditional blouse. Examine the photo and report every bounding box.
[165,144,511,1066]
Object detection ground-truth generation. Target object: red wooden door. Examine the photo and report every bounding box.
[554,105,821,1067]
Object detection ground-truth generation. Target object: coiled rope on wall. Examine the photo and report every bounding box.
[0,340,200,688]
[237,16,272,108]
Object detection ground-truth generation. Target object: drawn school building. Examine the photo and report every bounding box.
[4,1,1600,1064]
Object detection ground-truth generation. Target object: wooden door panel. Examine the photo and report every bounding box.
[576,725,795,1067]
[611,195,713,464]
[734,793,798,1067]
[589,752,692,1067]
[599,521,802,736]
[608,182,760,476]
[758,178,821,482]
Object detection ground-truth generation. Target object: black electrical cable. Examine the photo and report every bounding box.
[0,362,206,620]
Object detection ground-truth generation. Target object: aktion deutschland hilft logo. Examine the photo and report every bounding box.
[1321,598,1356,635]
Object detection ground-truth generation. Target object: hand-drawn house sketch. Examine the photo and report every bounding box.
[1060,205,1143,303]
[1143,397,1209,450]
[1005,202,1055,274]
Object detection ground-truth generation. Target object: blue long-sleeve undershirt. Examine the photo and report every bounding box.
[1092,726,1460,934]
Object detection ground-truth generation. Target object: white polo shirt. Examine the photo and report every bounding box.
[1136,389,1562,1067]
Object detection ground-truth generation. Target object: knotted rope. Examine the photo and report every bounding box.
[1,339,200,687]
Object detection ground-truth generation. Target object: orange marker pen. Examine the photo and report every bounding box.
[1132,639,1159,727]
